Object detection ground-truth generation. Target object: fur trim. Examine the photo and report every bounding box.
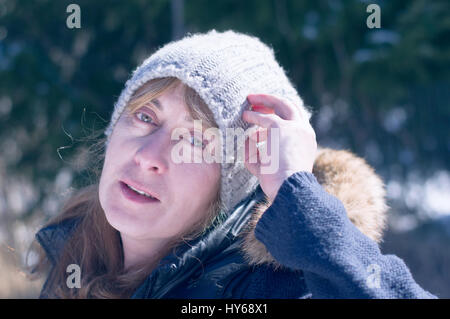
[239,146,389,268]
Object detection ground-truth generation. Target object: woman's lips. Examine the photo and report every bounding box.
[119,181,160,204]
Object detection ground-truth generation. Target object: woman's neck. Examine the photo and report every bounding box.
[120,233,173,271]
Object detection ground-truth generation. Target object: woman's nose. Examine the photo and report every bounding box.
[133,132,169,174]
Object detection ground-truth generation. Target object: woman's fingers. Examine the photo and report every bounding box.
[244,131,259,173]
[247,93,301,121]
[243,110,282,129]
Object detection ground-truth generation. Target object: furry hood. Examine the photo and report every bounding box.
[239,146,389,268]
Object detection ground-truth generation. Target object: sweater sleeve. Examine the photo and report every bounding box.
[254,171,438,299]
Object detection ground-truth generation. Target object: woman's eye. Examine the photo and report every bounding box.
[132,111,204,148]
[136,112,155,125]
[188,134,205,148]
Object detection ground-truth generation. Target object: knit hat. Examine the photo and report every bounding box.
[104,29,311,214]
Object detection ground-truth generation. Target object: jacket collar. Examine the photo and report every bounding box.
[35,218,80,266]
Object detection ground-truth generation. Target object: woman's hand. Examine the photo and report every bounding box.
[242,93,317,202]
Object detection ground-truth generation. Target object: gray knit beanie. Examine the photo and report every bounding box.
[104,29,311,214]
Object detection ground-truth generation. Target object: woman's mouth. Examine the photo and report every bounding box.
[119,181,160,204]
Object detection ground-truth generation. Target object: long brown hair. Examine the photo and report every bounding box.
[27,77,224,298]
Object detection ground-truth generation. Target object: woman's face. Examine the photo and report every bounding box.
[99,83,221,241]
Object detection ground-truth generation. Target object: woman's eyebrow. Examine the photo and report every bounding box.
[150,98,194,123]
[150,98,162,110]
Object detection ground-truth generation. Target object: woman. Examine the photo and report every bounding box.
[31,29,437,298]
